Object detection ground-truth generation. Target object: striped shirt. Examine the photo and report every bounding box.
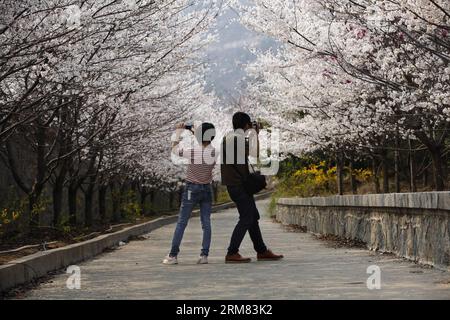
[177,145,217,184]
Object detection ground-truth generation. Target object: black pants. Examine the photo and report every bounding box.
[227,185,267,255]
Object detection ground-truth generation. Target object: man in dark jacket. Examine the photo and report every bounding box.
[221,112,284,263]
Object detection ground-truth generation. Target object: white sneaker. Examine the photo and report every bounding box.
[162,255,178,265]
[197,255,208,264]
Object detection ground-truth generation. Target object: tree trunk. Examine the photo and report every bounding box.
[394,135,401,193]
[150,190,155,203]
[423,167,428,188]
[336,151,344,196]
[408,139,417,192]
[119,181,128,219]
[169,192,175,209]
[68,183,78,226]
[98,185,107,223]
[140,190,148,215]
[28,193,40,227]
[372,157,380,194]
[381,150,389,193]
[30,125,47,226]
[430,147,446,191]
[5,124,47,229]
[84,181,95,227]
[110,182,121,223]
[52,177,64,226]
[28,181,45,227]
[413,131,447,191]
[149,190,155,215]
[349,159,357,195]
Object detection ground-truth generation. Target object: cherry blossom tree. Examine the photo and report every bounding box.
[234,0,449,192]
[0,0,222,227]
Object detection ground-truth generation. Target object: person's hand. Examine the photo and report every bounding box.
[174,123,185,142]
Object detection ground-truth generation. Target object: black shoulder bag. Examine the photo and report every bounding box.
[231,161,267,196]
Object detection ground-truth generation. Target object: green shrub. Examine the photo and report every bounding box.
[121,190,142,222]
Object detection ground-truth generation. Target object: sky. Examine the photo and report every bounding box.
[203,4,278,105]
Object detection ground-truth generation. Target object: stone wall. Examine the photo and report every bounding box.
[276,192,450,270]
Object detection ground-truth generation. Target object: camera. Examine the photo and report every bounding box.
[184,122,194,131]
[252,120,262,130]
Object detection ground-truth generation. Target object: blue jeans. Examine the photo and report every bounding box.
[170,182,213,257]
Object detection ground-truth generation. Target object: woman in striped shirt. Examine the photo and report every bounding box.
[163,122,217,265]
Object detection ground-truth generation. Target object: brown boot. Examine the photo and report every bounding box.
[257,250,284,261]
[225,253,251,264]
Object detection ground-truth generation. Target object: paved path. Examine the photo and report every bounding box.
[23,200,450,299]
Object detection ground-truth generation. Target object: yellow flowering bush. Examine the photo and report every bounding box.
[276,162,338,198]
[353,168,373,183]
[31,197,51,218]
[0,208,21,224]
[0,208,21,235]
[277,162,373,199]
[268,159,374,216]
